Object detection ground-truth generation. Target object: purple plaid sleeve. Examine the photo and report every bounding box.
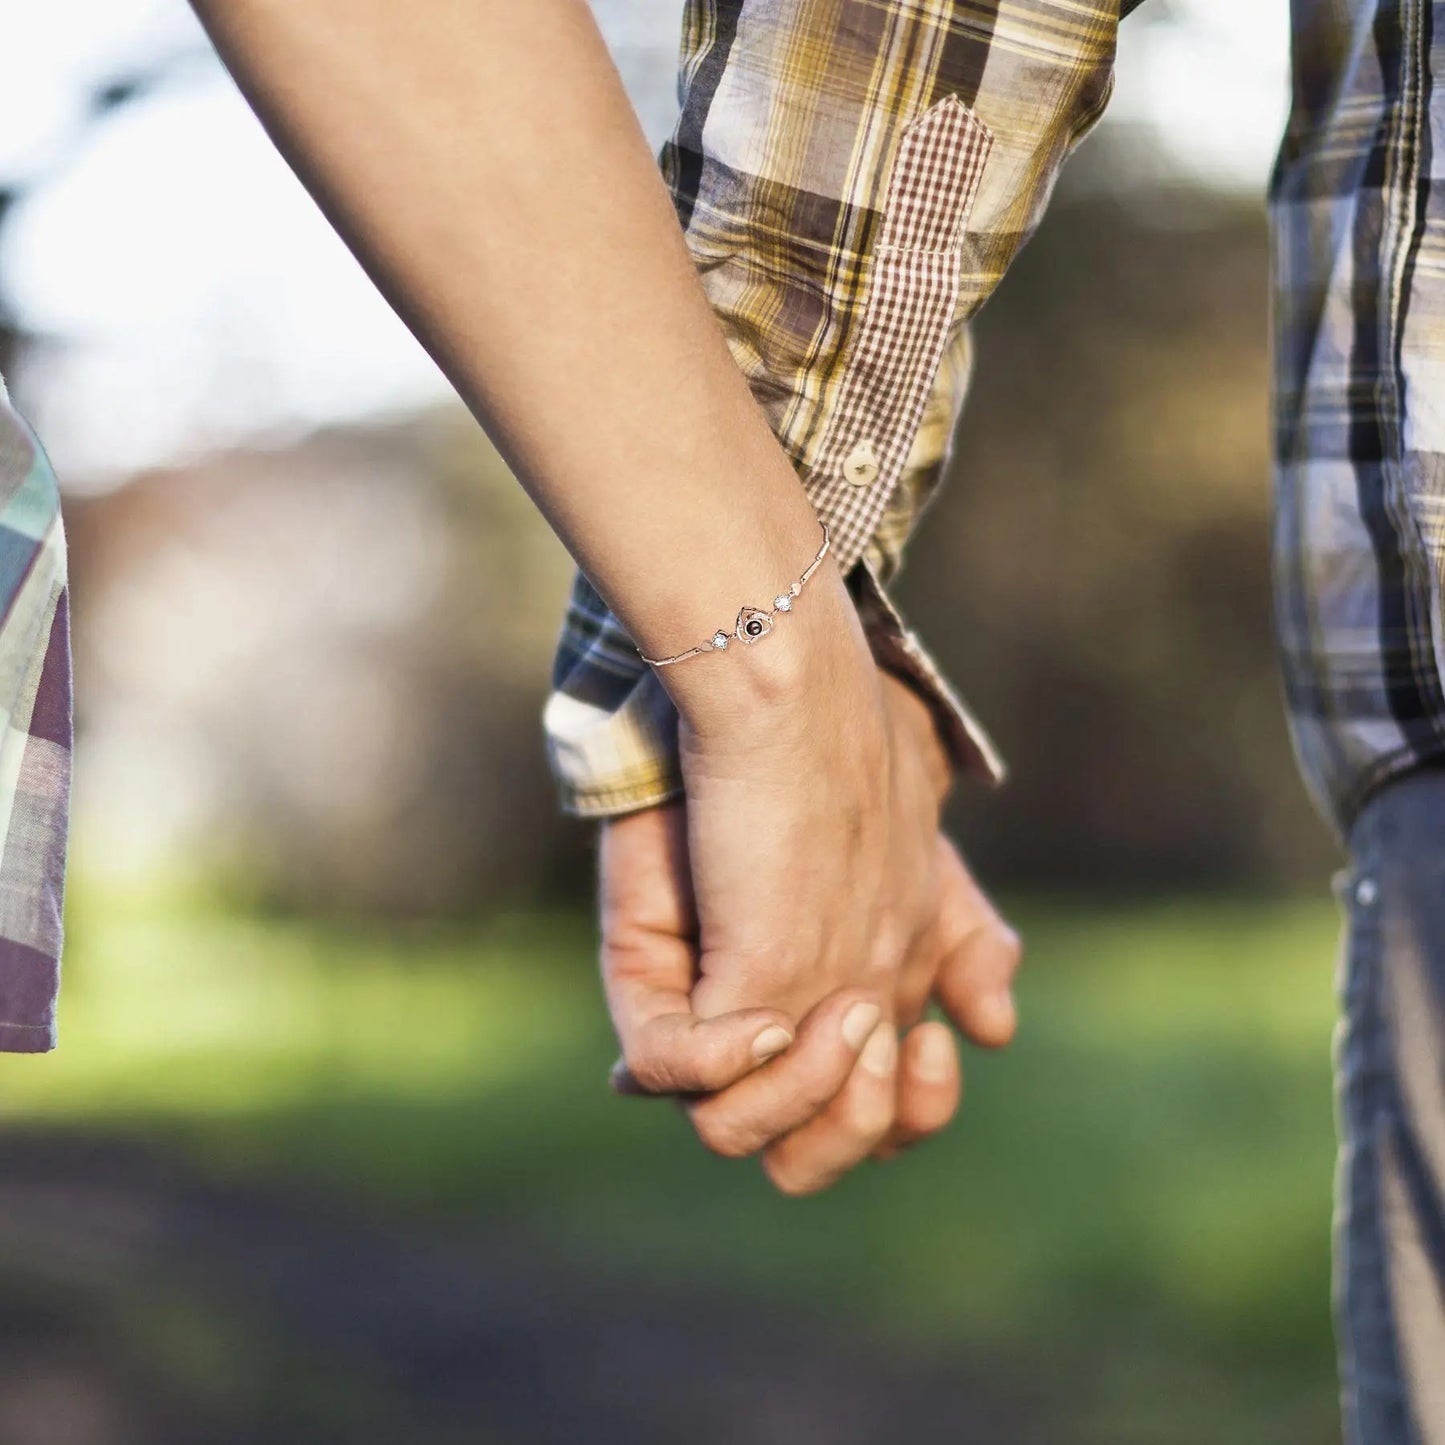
[0,389,73,1054]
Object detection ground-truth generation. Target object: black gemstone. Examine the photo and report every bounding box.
[747,620,763,636]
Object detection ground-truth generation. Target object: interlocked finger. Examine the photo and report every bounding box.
[873,1020,962,1160]
[759,1017,899,1196]
[683,990,884,1161]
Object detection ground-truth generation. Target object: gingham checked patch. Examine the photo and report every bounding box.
[805,93,994,572]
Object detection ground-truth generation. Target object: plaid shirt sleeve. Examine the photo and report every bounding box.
[545,0,1122,817]
[0,381,72,1053]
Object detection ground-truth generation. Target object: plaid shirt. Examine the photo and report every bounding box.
[552,0,1445,844]
[1272,0,1445,837]
[0,379,73,1054]
[5,0,1439,1048]
[545,0,1120,816]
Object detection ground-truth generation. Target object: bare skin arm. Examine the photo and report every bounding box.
[187,0,1020,1179]
[186,0,826,689]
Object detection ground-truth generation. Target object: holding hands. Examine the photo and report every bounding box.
[600,556,1022,1196]
[187,0,1021,1199]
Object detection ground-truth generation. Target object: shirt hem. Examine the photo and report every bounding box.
[557,775,685,820]
[0,1019,55,1054]
[1337,742,1445,839]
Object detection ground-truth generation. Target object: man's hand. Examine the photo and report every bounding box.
[599,672,1022,1195]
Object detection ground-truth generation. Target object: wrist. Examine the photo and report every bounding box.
[660,556,880,740]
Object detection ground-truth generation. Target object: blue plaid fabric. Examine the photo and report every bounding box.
[1271,1,1445,837]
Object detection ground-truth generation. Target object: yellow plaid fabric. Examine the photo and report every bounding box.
[545,0,1124,816]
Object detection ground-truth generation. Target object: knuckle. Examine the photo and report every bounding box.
[623,1055,665,1093]
[624,1050,681,1096]
[599,936,651,987]
[870,919,910,971]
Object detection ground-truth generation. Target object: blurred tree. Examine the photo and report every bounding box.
[911,160,1339,894]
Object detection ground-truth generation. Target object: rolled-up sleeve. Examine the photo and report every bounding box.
[546,0,1125,817]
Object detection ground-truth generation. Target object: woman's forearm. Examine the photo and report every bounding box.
[188,0,846,713]
[186,0,975,1179]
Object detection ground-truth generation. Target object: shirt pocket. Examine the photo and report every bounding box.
[804,93,994,572]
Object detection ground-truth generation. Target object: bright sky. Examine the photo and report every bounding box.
[0,0,1289,486]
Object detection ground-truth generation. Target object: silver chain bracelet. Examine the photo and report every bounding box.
[637,522,831,668]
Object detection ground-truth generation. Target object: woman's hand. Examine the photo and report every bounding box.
[668,561,948,1029]
[600,659,1022,1195]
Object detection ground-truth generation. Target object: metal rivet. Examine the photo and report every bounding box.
[842,439,881,487]
[1355,877,1378,907]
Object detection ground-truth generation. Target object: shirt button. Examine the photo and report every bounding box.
[1355,877,1378,908]
[842,439,881,487]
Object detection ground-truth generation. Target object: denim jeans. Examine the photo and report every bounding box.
[1335,766,1445,1445]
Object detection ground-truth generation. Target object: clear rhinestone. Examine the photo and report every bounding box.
[712,631,730,650]
[774,595,793,612]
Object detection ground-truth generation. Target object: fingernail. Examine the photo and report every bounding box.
[842,1001,882,1051]
[914,1027,956,1083]
[751,1024,794,1062]
[859,1022,897,1077]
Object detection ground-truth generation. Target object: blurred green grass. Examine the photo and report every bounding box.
[0,885,1345,1444]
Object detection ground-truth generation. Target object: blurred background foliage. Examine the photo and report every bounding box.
[0,3,1349,1443]
[928,187,1337,892]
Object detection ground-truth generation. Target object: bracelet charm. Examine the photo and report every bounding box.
[638,523,830,668]
[736,607,773,643]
